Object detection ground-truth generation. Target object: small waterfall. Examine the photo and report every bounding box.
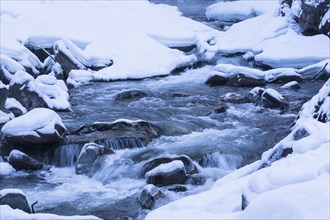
[101,137,145,150]
[46,144,83,167]
[199,152,243,170]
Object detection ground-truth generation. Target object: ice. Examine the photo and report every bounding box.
[0,205,100,220]
[1,108,66,137]
[206,1,279,22]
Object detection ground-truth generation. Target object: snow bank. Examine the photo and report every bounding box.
[0,163,15,175]
[0,205,100,220]
[0,111,14,124]
[147,80,330,220]
[254,29,330,68]
[1,0,219,81]
[1,108,66,137]
[206,1,279,22]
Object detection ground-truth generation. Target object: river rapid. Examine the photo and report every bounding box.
[0,1,325,219]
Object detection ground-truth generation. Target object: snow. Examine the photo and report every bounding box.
[0,189,26,199]
[145,160,185,178]
[281,81,299,89]
[1,108,66,137]
[147,80,330,220]
[5,98,27,115]
[320,8,330,30]
[0,205,100,220]
[0,54,25,82]
[10,71,70,110]
[254,29,330,68]
[262,88,284,101]
[206,1,279,22]
[1,0,219,81]
[0,162,15,175]
[212,63,264,79]
[0,110,14,124]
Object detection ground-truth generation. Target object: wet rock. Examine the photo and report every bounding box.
[221,92,249,104]
[281,81,301,90]
[0,81,9,112]
[54,50,83,80]
[258,89,289,110]
[271,75,302,84]
[167,184,188,192]
[8,71,47,110]
[115,90,148,101]
[205,75,229,86]
[227,74,266,87]
[247,87,265,103]
[259,145,293,169]
[65,119,160,149]
[0,189,32,213]
[8,150,43,171]
[75,143,114,175]
[214,104,228,113]
[1,108,66,157]
[141,155,198,177]
[146,160,188,186]
[241,194,249,210]
[138,184,164,209]
[186,173,206,186]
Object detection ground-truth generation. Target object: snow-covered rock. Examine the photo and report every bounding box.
[75,143,114,175]
[146,160,187,186]
[206,0,279,22]
[115,90,148,101]
[5,98,28,117]
[0,189,31,213]
[8,71,70,111]
[1,108,66,156]
[146,79,330,220]
[0,54,26,84]
[0,81,9,111]
[8,150,43,171]
[259,88,289,110]
[138,184,164,209]
[280,81,301,90]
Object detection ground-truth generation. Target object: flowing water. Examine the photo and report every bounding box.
[0,1,326,219]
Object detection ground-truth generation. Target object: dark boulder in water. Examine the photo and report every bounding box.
[205,75,229,86]
[227,74,266,87]
[0,189,32,213]
[138,184,164,209]
[8,150,43,171]
[115,90,148,101]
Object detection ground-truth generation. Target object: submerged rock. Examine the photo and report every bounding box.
[138,184,164,209]
[205,75,229,86]
[75,143,114,175]
[115,90,148,101]
[65,119,160,149]
[8,150,43,171]
[0,189,32,213]
[227,74,266,87]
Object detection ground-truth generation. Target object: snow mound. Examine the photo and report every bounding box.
[0,205,100,220]
[147,80,330,220]
[0,163,15,175]
[1,108,66,137]
[146,160,186,178]
[206,0,279,22]
[5,98,27,115]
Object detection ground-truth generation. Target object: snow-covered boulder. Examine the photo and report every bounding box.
[247,87,265,103]
[138,184,164,209]
[221,92,249,104]
[255,88,289,110]
[1,108,66,156]
[227,74,266,87]
[0,81,9,112]
[0,189,31,213]
[8,150,43,171]
[205,74,229,86]
[0,54,26,84]
[75,143,114,175]
[146,160,188,186]
[8,71,70,111]
[5,98,27,117]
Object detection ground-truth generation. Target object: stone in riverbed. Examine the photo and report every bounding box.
[205,75,229,86]
[280,81,301,90]
[115,90,148,101]
[145,160,188,186]
[75,143,114,175]
[227,74,266,87]
[221,92,250,104]
[258,89,289,110]
[8,150,43,171]
[0,189,32,213]
[138,184,164,209]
